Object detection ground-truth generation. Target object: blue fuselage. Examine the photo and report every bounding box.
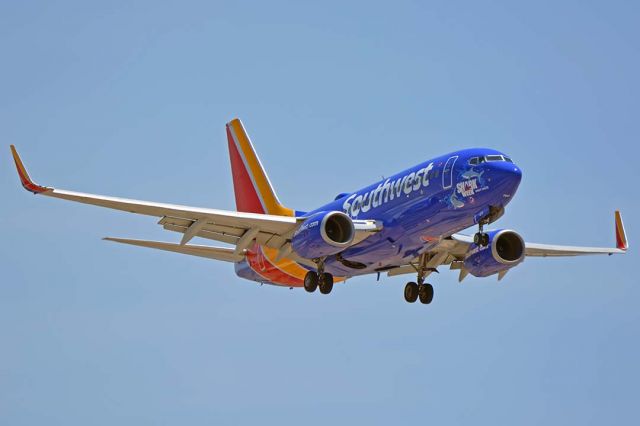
[307,148,522,277]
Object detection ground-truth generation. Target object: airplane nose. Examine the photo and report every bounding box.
[510,163,522,182]
[488,160,522,196]
[491,160,522,181]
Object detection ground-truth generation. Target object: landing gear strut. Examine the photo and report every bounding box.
[473,222,490,247]
[404,253,435,305]
[304,259,334,295]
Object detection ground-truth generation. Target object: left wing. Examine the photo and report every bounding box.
[387,211,627,280]
[10,145,380,256]
[450,211,628,257]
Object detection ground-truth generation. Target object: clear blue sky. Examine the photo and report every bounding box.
[1,1,638,424]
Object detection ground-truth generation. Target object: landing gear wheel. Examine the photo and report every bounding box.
[303,271,318,293]
[318,273,334,294]
[404,282,419,303]
[418,283,434,304]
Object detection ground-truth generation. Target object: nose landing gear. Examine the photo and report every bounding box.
[474,205,504,247]
[473,222,490,247]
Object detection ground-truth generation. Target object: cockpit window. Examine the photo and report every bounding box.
[471,154,514,164]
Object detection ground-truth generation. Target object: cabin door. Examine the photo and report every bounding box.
[442,155,458,189]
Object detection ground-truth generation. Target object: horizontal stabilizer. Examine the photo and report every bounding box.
[103,238,244,263]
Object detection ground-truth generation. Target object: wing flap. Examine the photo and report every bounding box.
[103,238,244,262]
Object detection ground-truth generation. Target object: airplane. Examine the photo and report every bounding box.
[10,118,628,305]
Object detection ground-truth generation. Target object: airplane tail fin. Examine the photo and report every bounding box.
[226,119,294,217]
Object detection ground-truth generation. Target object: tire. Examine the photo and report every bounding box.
[404,282,419,303]
[482,233,490,247]
[418,283,434,304]
[474,233,481,245]
[304,271,318,293]
[319,273,334,294]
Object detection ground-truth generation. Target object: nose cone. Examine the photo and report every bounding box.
[490,160,521,178]
[489,160,522,199]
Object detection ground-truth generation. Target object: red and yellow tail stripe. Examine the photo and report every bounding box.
[227,119,343,286]
[10,145,51,194]
[615,210,628,251]
[226,118,293,217]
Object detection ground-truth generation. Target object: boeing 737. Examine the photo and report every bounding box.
[10,119,628,305]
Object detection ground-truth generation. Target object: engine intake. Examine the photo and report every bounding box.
[493,230,524,263]
[292,211,355,259]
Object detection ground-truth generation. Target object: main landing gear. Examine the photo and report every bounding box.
[303,259,334,295]
[404,281,434,304]
[473,222,490,247]
[404,253,435,305]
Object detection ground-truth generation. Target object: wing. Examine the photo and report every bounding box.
[103,238,244,262]
[450,211,628,257]
[10,145,380,259]
[386,211,628,281]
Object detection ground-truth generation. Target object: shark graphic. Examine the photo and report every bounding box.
[461,168,485,186]
[447,191,465,209]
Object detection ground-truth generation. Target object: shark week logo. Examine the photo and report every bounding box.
[457,178,478,197]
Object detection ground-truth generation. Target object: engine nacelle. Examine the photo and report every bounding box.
[463,229,525,277]
[291,211,355,259]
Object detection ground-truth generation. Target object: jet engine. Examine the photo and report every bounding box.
[291,211,355,259]
[463,229,525,277]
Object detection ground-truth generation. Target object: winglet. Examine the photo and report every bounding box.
[615,210,628,251]
[9,145,51,194]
